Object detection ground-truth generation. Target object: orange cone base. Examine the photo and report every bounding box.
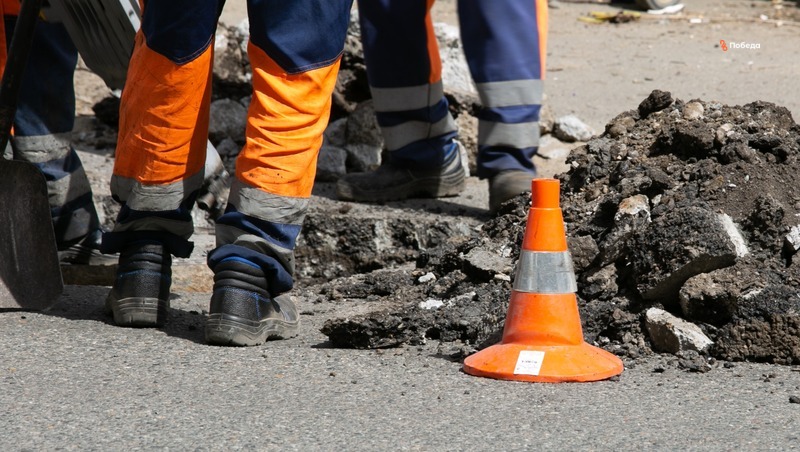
[463,342,624,383]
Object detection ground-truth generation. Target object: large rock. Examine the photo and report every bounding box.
[343,143,382,173]
[317,145,348,182]
[343,101,383,172]
[638,89,673,118]
[345,100,383,147]
[625,207,745,303]
[324,118,348,148]
[784,225,800,254]
[678,269,740,325]
[320,285,507,349]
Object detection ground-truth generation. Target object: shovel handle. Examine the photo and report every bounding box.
[0,0,45,152]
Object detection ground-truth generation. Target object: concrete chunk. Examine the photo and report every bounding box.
[553,114,596,143]
[717,213,749,258]
[463,246,513,281]
[644,308,713,353]
[783,225,800,255]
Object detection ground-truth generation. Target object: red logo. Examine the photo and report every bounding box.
[720,40,728,51]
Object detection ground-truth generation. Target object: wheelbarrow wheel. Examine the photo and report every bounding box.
[636,0,681,10]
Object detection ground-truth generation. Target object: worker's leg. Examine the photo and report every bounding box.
[205,0,353,346]
[103,0,225,327]
[336,0,465,203]
[458,0,547,211]
[2,14,111,263]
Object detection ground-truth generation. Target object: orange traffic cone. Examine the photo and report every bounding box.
[463,178,623,382]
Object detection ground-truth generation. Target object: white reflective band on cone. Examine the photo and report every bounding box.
[513,250,578,294]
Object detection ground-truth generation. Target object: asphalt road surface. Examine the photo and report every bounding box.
[2,284,799,450]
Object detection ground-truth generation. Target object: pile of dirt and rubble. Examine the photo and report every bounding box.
[313,89,800,369]
[561,90,800,366]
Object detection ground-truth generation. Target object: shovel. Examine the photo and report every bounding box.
[0,0,63,310]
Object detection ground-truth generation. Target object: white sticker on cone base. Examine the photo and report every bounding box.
[513,350,545,375]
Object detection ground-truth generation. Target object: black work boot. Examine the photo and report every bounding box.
[205,259,299,346]
[105,241,171,327]
[489,170,535,212]
[336,146,465,202]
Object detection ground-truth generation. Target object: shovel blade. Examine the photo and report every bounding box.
[0,159,63,310]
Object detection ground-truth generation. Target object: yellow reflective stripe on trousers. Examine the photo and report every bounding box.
[513,250,577,294]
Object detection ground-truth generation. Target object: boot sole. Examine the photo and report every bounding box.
[205,313,299,346]
[106,297,169,327]
[337,173,465,202]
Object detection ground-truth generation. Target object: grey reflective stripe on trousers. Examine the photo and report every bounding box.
[14,134,93,210]
[369,81,458,152]
[215,178,310,275]
[12,133,72,162]
[513,250,578,294]
[226,178,309,225]
[475,79,543,109]
[110,170,205,211]
[370,81,445,113]
[479,120,540,149]
[109,171,205,240]
[382,114,458,152]
[475,79,542,150]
